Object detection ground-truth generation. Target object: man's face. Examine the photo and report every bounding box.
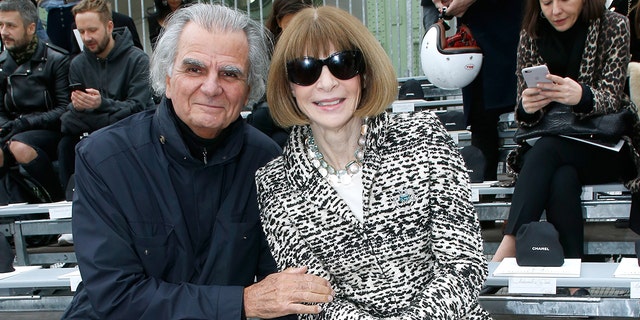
[0,11,35,52]
[75,11,113,58]
[165,22,250,139]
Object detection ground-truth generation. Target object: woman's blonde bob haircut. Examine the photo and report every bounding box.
[267,6,398,127]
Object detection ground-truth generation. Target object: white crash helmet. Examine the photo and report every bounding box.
[421,20,483,90]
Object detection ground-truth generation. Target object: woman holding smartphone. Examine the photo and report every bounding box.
[485,0,640,296]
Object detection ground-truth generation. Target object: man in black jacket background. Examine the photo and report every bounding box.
[57,0,154,192]
[0,0,70,202]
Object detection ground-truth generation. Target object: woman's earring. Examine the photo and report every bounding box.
[540,11,546,19]
[162,0,168,6]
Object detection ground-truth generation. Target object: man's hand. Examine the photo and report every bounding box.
[432,0,477,17]
[0,118,29,139]
[243,266,335,318]
[71,88,102,111]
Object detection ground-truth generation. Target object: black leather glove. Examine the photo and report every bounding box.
[0,118,29,138]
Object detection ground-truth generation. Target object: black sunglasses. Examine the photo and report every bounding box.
[286,50,364,86]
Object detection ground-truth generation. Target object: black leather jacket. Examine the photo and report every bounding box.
[0,40,70,130]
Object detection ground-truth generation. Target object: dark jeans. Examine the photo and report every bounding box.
[57,134,81,192]
[504,136,636,258]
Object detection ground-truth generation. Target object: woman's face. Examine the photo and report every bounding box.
[539,0,584,32]
[168,0,183,11]
[289,46,362,132]
[278,13,295,30]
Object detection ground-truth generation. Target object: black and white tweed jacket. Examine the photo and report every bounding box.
[256,111,491,319]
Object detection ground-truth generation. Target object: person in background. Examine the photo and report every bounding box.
[57,0,154,194]
[433,0,523,182]
[0,0,69,202]
[420,0,439,30]
[38,0,78,52]
[257,6,489,318]
[146,0,191,50]
[265,0,314,42]
[61,3,333,319]
[38,0,142,54]
[611,0,640,59]
[485,0,640,296]
[247,0,314,148]
[110,10,142,50]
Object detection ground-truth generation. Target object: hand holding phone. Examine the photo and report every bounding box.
[69,83,86,93]
[522,65,553,88]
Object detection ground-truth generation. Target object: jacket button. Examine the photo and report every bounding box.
[144,249,149,255]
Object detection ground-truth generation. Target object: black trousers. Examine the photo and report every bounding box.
[8,129,60,161]
[504,136,636,258]
[57,134,81,192]
[469,107,511,181]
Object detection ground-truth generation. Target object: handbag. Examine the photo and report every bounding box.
[514,102,636,144]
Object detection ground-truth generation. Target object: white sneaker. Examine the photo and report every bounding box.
[58,234,74,246]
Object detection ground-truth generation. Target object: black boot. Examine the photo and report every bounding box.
[20,152,64,202]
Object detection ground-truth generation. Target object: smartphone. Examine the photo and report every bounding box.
[522,65,552,88]
[69,83,86,92]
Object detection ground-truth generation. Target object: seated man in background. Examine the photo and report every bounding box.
[57,0,154,192]
[0,0,69,203]
[61,3,333,318]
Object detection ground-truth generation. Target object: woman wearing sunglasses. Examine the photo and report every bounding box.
[256,6,490,318]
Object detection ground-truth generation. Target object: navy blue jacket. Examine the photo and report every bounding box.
[63,99,283,319]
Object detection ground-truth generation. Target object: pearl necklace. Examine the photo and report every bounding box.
[306,119,369,185]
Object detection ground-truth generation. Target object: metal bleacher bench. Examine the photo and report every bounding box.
[472,182,637,256]
[0,202,73,266]
[395,76,463,111]
[480,261,640,318]
[0,266,76,313]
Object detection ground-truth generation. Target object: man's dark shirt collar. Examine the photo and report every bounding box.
[167,99,241,163]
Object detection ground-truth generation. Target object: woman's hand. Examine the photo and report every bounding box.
[521,87,551,114]
[536,74,583,106]
[521,74,583,114]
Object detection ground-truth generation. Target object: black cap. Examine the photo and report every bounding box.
[516,221,565,267]
[398,79,424,100]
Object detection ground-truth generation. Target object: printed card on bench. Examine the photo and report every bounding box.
[492,257,581,277]
[391,101,416,113]
[508,277,557,294]
[43,201,72,219]
[613,258,640,278]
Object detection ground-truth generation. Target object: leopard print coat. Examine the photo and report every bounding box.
[508,10,640,195]
[256,112,491,319]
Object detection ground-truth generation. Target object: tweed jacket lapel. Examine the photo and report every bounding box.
[281,114,387,227]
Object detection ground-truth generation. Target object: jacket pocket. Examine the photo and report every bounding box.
[130,222,175,277]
